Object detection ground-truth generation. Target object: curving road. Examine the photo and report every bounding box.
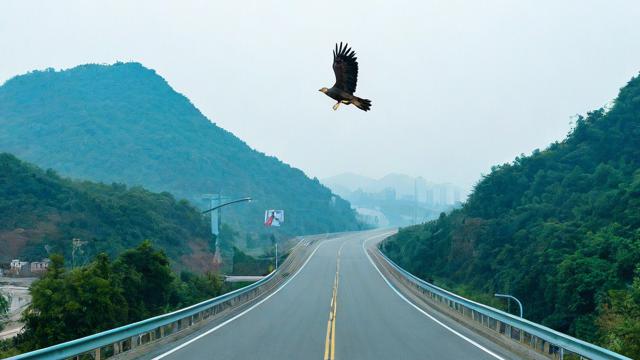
[144,230,521,360]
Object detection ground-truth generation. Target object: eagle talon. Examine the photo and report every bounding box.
[333,102,340,110]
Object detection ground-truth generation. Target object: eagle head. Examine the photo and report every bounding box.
[319,87,329,93]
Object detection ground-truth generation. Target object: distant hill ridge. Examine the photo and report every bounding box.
[0,62,360,239]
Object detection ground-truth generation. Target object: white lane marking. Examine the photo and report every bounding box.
[152,236,348,360]
[362,235,506,360]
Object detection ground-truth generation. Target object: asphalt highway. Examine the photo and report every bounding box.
[145,230,521,360]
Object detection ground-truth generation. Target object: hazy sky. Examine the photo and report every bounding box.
[2,1,640,192]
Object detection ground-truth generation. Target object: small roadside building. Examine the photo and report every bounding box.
[30,259,51,274]
[8,258,50,276]
[9,259,29,276]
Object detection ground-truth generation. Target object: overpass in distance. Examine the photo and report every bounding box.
[142,230,519,360]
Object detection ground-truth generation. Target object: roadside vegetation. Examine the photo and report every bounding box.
[0,153,283,356]
[0,241,230,357]
[0,295,8,331]
[382,74,640,357]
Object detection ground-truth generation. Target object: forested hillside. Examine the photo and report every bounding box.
[0,63,360,240]
[382,74,640,356]
[0,153,214,271]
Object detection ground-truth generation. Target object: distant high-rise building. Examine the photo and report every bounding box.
[437,186,448,205]
[454,188,461,203]
[381,187,396,201]
[425,188,434,206]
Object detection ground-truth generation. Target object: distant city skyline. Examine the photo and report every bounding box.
[322,172,464,204]
[2,1,640,193]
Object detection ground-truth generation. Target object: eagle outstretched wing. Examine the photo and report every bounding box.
[332,42,359,94]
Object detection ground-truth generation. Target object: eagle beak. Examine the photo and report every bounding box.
[318,88,323,92]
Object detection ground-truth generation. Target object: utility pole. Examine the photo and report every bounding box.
[275,242,278,269]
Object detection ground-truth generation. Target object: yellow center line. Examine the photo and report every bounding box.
[324,242,345,360]
[324,307,332,357]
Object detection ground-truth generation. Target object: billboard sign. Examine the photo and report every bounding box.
[264,210,285,227]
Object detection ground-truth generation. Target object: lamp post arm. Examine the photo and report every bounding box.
[202,197,252,214]
[494,293,523,318]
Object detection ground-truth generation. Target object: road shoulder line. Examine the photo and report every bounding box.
[151,238,339,360]
[361,235,506,360]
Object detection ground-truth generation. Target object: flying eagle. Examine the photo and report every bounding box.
[319,42,372,111]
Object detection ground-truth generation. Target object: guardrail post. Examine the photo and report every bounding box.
[94,349,101,360]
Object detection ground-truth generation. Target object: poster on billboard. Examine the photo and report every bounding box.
[264,210,285,227]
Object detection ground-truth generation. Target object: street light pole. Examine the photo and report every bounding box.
[495,293,523,318]
[201,196,252,271]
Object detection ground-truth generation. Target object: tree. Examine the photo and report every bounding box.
[0,291,9,331]
[176,271,225,306]
[598,267,640,358]
[113,240,176,321]
[20,254,126,348]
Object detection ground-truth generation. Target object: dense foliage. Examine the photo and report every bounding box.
[382,74,640,356]
[7,241,227,354]
[232,247,273,276]
[0,294,8,331]
[598,267,640,356]
[0,63,360,239]
[0,153,213,270]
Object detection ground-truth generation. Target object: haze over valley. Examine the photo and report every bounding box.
[322,173,463,227]
[1,1,639,359]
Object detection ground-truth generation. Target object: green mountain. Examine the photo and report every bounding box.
[0,63,360,241]
[0,153,214,271]
[381,74,640,355]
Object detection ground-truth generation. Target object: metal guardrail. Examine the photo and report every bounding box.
[374,249,630,360]
[7,271,276,360]
[8,235,320,360]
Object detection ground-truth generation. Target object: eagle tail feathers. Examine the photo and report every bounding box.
[353,97,371,112]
